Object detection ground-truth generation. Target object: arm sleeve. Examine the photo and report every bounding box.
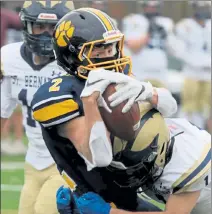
[155,88,177,117]
[1,76,17,118]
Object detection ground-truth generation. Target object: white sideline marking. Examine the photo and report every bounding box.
[1,184,23,192]
[1,162,24,170]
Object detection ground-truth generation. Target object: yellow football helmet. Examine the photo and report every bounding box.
[108,103,172,190]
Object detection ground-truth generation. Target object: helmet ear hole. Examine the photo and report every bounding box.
[79,14,85,20]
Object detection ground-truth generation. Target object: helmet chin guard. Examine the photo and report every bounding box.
[23,30,54,57]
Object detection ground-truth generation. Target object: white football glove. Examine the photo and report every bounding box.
[82,68,154,113]
[81,68,177,116]
[109,80,154,113]
[80,69,113,113]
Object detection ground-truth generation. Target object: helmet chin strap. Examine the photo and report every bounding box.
[24,30,54,57]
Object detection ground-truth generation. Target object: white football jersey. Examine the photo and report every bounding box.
[172,18,211,81]
[1,42,66,170]
[152,118,211,206]
[123,14,174,82]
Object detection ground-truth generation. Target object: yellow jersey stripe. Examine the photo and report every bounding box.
[33,99,79,122]
[79,8,113,31]
[172,143,211,193]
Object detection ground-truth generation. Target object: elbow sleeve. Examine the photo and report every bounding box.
[155,88,178,117]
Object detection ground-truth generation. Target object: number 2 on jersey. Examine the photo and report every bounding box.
[49,78,62,92]
[18,89,36,127]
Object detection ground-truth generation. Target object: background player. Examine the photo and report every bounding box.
[170,1,211,129]
[1,1,26,155]
[122,0,174,87]
[1,1,74,213]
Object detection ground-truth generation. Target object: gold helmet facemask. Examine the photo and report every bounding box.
[76,30,132,79]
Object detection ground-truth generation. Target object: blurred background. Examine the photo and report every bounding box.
[1,1,211,214]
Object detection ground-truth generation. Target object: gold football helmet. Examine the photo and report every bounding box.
[108,103,172,190]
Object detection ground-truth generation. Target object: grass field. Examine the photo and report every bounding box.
[1,154,25,214]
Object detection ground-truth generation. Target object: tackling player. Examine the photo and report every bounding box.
[56,77,211,213]
[31,8,177,212]
[0,1,74,214]
[64,114,211,214]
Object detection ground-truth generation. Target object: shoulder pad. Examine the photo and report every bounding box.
[174,18,194,37]
[122,14,149,38]
[175,18,192,30]
[1,42,24,77]
[123,13,148,27]
[32,75,84,127]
